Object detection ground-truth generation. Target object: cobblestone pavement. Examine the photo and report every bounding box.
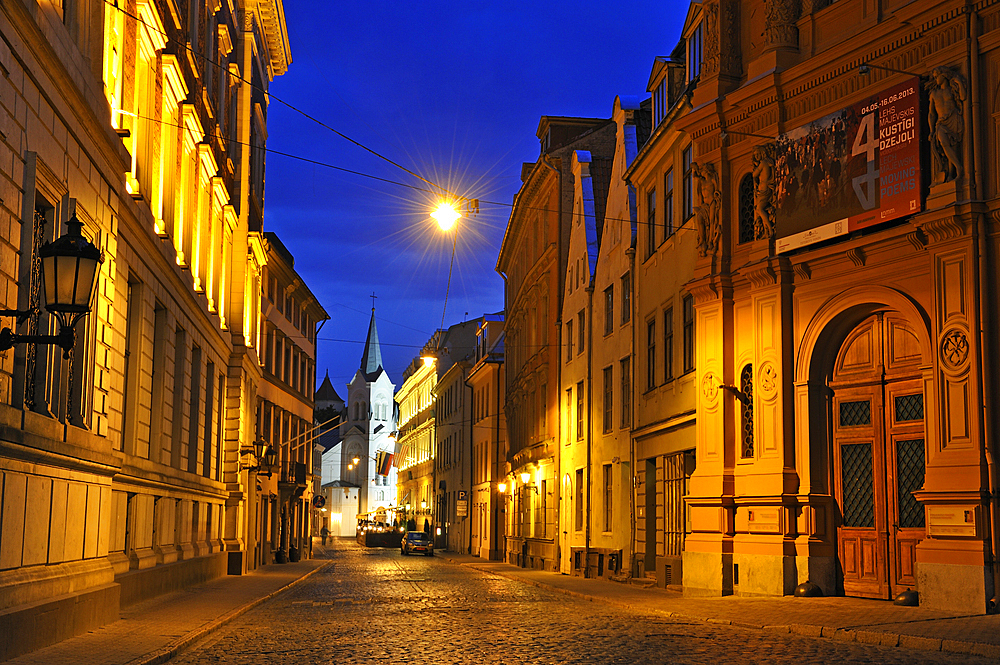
[168,541,993,665]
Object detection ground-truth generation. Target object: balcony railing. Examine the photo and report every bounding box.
[279,461,307,486]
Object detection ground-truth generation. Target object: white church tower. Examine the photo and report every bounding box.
[339,308,397,518]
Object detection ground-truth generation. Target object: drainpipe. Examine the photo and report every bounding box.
[585,280,595,575]
[626,245,637,577]
[967,7,998,611]
[464,365,474,555]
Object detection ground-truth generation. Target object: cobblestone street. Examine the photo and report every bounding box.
[166,541,993,665]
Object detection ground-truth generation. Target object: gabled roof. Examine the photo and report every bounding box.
[360,309,384,381]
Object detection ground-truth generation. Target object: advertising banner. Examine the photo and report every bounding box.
[774,77,922,253]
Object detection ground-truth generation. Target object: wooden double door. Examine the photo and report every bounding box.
[830,313,926,599]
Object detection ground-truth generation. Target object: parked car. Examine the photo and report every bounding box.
[401,531,434,556]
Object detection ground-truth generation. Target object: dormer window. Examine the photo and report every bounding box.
[653,78,667,126]
[687,22,703,82]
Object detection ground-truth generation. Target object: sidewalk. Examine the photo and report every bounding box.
[436,551,1000,660]
[5,556,329,665]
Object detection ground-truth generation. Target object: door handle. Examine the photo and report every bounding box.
[893,523,900,532]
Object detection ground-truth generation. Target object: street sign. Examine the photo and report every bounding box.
[458,490,468,501]
[456,500,468,517]
[312,495,326,509]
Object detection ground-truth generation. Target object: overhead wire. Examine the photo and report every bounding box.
[101,0,697,236]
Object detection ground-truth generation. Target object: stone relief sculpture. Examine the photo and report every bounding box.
[703,1,720,76]
[926,66,967,185]
[752,144,776,240]
[694,162,722,257]
[764,0,800,48]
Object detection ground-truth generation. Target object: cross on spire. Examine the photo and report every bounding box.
[370,292,377,311]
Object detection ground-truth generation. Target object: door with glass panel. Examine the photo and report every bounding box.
[831,313,926,599]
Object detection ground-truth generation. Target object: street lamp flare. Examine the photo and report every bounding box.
[431,201,460,231]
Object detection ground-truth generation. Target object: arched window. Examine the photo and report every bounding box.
[740,364,754,458]
[353,402,360,421]
[738,174,755,244]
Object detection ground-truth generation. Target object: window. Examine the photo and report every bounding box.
[620,357,631,428]
[575,468,584,531]
[687,22,703,82]
[602,366,613,434]
[576,381,584,441]
[683,295,695,373]
[565,388,573,443]
[682,147,694,222]
[603,464,613,532]
[621,272,631,324]
[540,384,547,430]
[738,174,755,244]
[646,320,656,391]
[664,169,674,241]
[653,78,667,126]
[577,310,585,355]
[740,364,754,459]
[663,308,674,382]
[604,286,614,336]
[566,320,574,361]
[646,189,657,259]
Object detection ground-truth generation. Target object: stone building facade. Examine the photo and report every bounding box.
[672,0,1000,613]
[497,116,615,571]
[0,0,296,657]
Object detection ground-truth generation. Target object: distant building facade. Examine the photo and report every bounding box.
[468,315,506,560]
[395,320,477,540]
[258,232,327,564]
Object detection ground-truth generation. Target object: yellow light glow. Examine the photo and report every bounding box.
[431,201,460,231]
[352,457,361,465]
[497,482,507,494]
[520,471,531,484]
[422,356,436,366]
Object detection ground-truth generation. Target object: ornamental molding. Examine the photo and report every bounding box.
[758,361,779,401]
[940,328,970,372]
[917,216,971,244]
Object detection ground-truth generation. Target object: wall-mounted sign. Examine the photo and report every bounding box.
[775,77,922,253]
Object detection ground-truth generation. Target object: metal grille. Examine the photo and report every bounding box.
[740,364,754,458]
[663,452,685,557]
[738,175,755,244]
[839,400,871,427]
[24,208,46,410]
[841,442,875,528]
[895,394,923,422]
[896,439,926,529]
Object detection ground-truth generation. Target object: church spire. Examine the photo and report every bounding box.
[360,308,384,380]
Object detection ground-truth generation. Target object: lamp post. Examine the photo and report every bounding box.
[0,215,104,358]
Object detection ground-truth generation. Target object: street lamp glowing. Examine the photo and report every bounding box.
[352,457,361,465]
[497,481,507,494]
[520,471,531,484]
[431,201,460,231]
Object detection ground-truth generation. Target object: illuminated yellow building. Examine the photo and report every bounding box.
[395,322,477,541]
[0,0,291,657]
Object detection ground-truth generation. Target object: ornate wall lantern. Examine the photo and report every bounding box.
[0,215,104,358]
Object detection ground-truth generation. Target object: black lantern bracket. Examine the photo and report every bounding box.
[241,440,277,477]
[0,215,104,359]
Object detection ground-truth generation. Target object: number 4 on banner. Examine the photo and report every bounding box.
[852,112,879,210]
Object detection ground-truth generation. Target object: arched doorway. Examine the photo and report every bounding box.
[830,311,926,599]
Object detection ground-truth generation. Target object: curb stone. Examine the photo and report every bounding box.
[128,561,331,665]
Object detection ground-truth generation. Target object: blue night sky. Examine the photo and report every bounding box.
[262,2,686,396]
